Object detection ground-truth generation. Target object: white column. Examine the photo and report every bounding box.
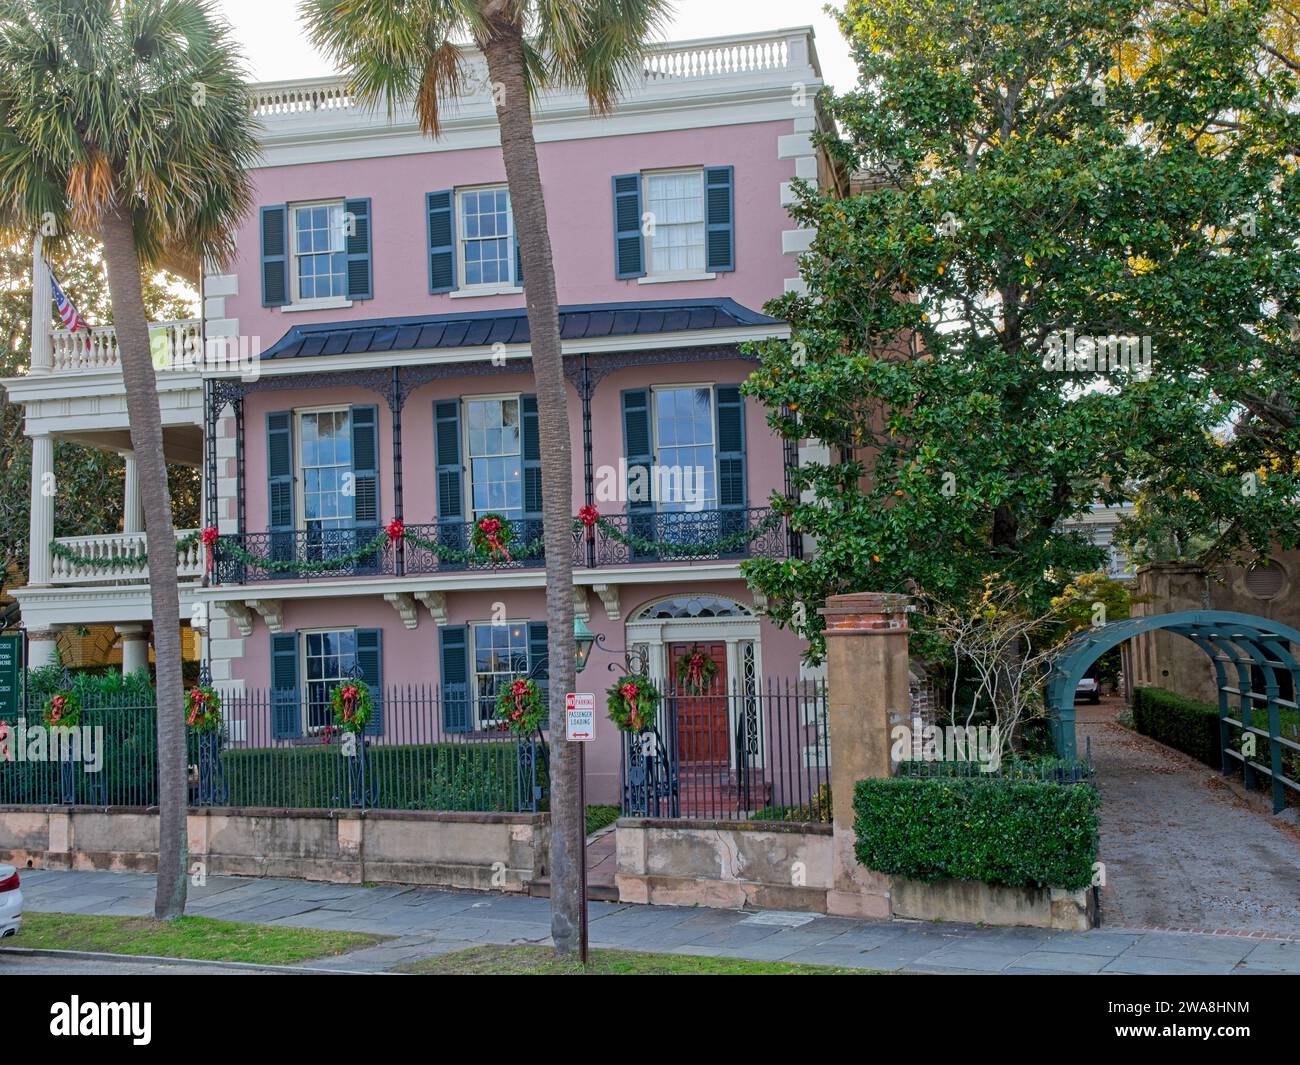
[26,630,60,669]
[116,624,150,675]
[28,434,54,586]
[122,453,144,534]
[30,234,52,374]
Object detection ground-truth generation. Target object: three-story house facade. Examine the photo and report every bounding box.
[5,27,838,803]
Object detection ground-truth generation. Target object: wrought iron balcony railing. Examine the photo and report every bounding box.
[211,507,790,585]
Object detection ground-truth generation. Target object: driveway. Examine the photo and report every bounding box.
[1080,699,1300,936]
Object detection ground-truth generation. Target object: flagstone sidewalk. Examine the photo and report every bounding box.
[11,868,1300,974]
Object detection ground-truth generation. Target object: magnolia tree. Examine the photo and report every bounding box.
[744,0,1300,664]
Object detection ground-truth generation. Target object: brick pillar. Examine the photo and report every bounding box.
[820,592,911,919]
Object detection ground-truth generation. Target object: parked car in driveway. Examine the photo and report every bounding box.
[1075,674,1101,704]
[0,865,22,937]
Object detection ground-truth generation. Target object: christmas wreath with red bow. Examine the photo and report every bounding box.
[43,690,81,728]
[185,684,223,732]
[495,676,546,734]
[606,674,661,733]
[471,513,514,562]
[674,645,718,694]
[330,679,374,733]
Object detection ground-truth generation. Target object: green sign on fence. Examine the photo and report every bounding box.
[0,633,22,718]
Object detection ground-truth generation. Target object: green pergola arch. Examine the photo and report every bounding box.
[1046,611,1300,813]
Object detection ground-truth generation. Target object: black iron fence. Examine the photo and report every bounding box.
[0,686,545,813]
[620,677,830,823]
[211,506,790,584]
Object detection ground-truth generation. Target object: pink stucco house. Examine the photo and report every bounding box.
[6,27,839,807]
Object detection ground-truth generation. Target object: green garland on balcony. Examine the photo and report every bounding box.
[48,531,201,571]
[206,508,784,577]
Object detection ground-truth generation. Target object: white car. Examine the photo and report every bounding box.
[0,865,21,938]
[1075,676,1101,705]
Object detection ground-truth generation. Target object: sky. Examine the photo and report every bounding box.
[215,0,858,95]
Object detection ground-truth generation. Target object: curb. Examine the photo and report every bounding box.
[0,945,387,975]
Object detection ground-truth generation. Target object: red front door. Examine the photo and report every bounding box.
[668,642,729,764]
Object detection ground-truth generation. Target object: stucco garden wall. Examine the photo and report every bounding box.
[0,806,548,892]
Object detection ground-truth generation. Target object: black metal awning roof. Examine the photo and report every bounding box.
[260,298,782,361]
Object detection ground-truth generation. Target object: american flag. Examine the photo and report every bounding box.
[49,267,87,333]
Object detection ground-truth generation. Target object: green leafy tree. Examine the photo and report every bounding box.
[0,0,258,919]
[745,0,1300,662]
[302,0,671,957]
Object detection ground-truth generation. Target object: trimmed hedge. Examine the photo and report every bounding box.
[1132,686,1221,767]
[853,776,1100,891]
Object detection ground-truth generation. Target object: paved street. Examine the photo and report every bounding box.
[10,867,1300,974]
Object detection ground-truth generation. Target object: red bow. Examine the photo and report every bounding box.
[510,678,530,720]
[478,517,512,561]
[578,504,600,529]
[386,518,405,542]
[619,680,643,731]
[201,526,219,575]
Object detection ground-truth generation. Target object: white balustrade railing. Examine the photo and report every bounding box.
[251,29,805,120]
[49,530,204,584]
[49,319,201,375]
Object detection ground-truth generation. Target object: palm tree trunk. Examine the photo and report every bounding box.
[482,19,580,956]
[100,203,189,920]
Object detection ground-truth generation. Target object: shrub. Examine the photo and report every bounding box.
[1132,686,1221,767]
[749,782,832,824]
[853,776,1100,890]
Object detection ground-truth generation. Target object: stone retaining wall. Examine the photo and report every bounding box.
[0,806,548,892]
[615,818,1094,930]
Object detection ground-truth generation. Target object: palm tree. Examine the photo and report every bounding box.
[302,0,670,955]
[0,0,258,919]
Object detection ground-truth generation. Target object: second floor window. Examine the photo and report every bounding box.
[298,408,352,533]
[653,386,717,511]
[466,396,523,520]
[645,169,706,276]
[459,186,516,288]
[293,201,348,301]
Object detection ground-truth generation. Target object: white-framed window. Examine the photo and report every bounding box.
[472,620,531,726]
[644,169,706,276]
[652,385,717,512]
[465,395,523,520]
[302,629,357,732]
[458,186,516,288]
[291,201,348,302]
[296,407,353,534]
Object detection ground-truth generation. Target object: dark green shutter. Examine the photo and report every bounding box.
[260,205,289,306]
[528,621,549,681]
[715,385,747,521]
[350,405,380,573]
[267,411,295,565]
[427,190,456,293]
[271,632,301,739]
[612,174,645,279]
[522,395,542,520]
[344,197,373,300]
[350,405,379,528]
[705,166,735,273]
[440,624,471,733]
[622,389,654,556]
[514,228,523,285]
[356,628,383,735]
[434,400,463,521]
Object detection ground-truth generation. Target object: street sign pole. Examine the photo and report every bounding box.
[578,739,588,964]
[565,692,596,964]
